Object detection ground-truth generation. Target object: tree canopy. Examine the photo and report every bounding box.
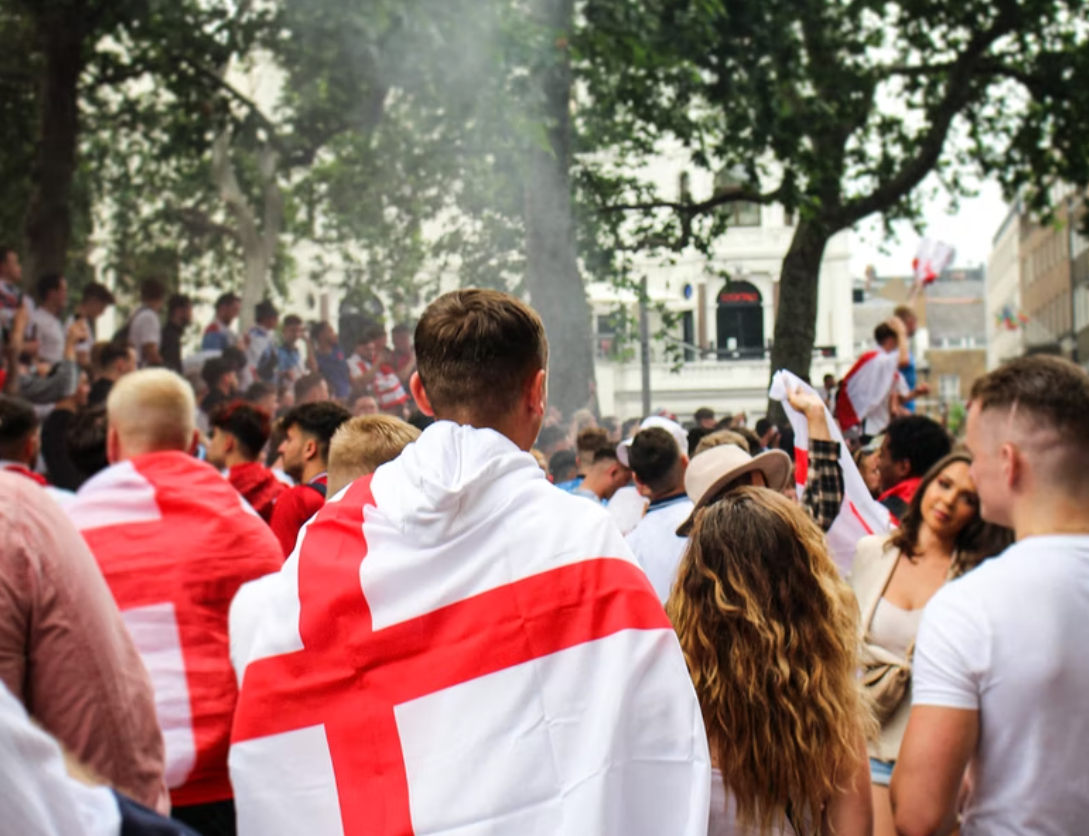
[577,0,1089,389]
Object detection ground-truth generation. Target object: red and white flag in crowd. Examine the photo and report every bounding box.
[228,421,710,836]
[66,452,283,809]
[833,347,906,434]
[771,371,892,573]
[913,237,956,287]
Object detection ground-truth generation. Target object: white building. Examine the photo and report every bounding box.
[586,153,856,421]
[985,202,1024,368]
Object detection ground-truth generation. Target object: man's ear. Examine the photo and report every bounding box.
[1001,442,1020,489]
[303,437,319,463]
[107,426,122,465]
[409,372,434,417]
[188,429,201,457]
[527,369,547,417]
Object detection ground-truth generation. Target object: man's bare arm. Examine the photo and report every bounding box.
[891,706,978,836]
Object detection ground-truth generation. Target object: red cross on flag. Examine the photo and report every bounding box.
[770,371,892,573]
[833,348,907,435]
[67,451,283,808]
[228,422,711,836]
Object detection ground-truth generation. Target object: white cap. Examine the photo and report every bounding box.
[616,416,690,467]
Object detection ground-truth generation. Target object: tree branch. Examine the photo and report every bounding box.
[836,10,1021,227]
[599,185,783,215]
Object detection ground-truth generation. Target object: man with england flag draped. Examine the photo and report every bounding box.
[65,369,283,836]
[228,289,710,836]
[835,319,911,436]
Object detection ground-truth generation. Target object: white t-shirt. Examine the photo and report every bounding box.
[29,308,65,365]
[913,535,1089,836]
[0,681,122,836]
[626,494,694,602]
[607,485,649,535]
[127,307,161,367]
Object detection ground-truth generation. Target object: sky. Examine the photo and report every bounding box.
[849,175,1010,279]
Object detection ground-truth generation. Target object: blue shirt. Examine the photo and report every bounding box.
[315,348,351,399]
[900,352,917,413]
[555,476,584,493]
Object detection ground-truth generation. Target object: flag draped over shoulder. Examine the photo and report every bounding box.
[834,348,904,433]
[66,452,283,808]
[228,421,710,836]
[771,371,891,573]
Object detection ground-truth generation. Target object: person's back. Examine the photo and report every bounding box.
[894,355,1089,836]
[229,289,709,836]
[65,370,282,831]
[621,423,693,602]
[0,472,167,812]
[912,539,1089,835]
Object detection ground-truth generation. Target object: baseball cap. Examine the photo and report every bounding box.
[616,416,689,467]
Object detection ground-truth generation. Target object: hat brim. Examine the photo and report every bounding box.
[616,439,633,467]
[675,449,793,536]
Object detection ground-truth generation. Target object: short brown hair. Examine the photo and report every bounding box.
[576,426,609,456]
[971,355,1089,445]
[415,289,548,423]
[140,278,167,303]
[894,304,916,322]
[327,415,420,495]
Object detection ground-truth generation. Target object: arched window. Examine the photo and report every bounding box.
[716,281,764,357]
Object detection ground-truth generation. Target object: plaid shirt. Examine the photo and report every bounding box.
[803,439,844,534]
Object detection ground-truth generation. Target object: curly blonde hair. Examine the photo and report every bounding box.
[667,487,873,834]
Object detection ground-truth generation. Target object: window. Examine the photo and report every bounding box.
[713,167,761,228]
[939,374,961,402]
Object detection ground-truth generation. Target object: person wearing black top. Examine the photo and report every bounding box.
[40,370,91,490]
[160,293,193,374]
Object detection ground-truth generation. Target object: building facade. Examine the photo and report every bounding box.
[986,202,1024,368]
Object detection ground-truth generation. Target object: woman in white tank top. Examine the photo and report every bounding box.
[669,487,874,836]
[850,451,1012,836]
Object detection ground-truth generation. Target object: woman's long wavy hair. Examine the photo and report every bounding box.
[888,451,1014,577]
[667,487,873,835]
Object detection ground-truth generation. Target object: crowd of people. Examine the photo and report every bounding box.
[1,252,1087,836]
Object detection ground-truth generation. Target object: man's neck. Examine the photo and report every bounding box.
[649,484,686,504]
[1013,493,1089,540]
[301,461,327,485]
[579,473,607,500]
[226,451,256,470]
[43,301,61,317]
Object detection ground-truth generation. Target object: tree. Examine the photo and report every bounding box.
[577,0,1089,403]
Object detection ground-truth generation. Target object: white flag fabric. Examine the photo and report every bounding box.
[913,238,956,285]
[229,421,710,836]
[834,349,906,435]
[770,371,892,573]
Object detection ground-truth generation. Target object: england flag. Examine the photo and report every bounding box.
[228,421,710,836]
[67,452,283,809]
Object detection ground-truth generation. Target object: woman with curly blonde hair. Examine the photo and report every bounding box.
[668,487,874,836]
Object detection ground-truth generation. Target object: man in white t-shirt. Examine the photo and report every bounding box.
[892,355,1089,836]
[29,274,67,365]
[620,421,692,602]
[126,279,166,368]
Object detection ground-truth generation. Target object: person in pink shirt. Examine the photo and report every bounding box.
[0,471,167,812]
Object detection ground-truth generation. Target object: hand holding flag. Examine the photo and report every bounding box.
[770,370,892,573]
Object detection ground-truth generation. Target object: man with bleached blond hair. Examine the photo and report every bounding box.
[66,369,282,834]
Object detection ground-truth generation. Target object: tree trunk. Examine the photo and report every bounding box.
[213,132,282,331]
[767,218,831,422]
[23,21,85,287]
[524,0,596,418]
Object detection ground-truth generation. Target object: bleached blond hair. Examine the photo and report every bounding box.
[327,415,420,495]
[107,368,195,456]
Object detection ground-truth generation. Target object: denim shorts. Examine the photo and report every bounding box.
[870,757,895,786]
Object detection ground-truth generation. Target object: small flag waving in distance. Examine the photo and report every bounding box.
[913,238,956,287]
